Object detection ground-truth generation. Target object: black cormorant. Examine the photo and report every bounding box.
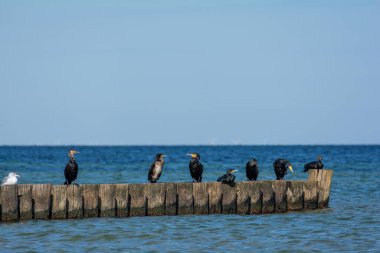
[64,150,79,186]
[273,159,293,180]
[217,169,238,187]
[304,155,323,172]
[246,158,259,181]
[148,153,166,183]
[187,153,203,182]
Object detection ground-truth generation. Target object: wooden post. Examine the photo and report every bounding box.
[272,180,287,212]
[99,184,116,217]
[236,182,250,215]
[115,184,129,217]
[177,182,193,215]
[317,170,333,208]
[221,184,237,214]
[82,184,99,218]
[51,185,67,219]
[18,184,33,220]
[207,182,222,214]
[261,181,275,214]
[287,181,303,211]
[0,185,18,221]
[303,181,318,209]
[164,183,177,215]
[145,183,166,216]
[250,181,262,214]
[193,182,208,215]
[128,184,146,216]
[32,184,52,219]
[308,169,333,208]
[66,185,83,219]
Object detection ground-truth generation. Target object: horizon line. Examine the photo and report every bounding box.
[0,144,379,147]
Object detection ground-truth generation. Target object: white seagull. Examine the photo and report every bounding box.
[1,172,20,186]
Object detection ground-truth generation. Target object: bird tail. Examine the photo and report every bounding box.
[303,165,310,173]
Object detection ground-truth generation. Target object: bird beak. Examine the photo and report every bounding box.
[186,153,196,158]
[161,155,167,157]
[232,170,238,173]
[15,174,20,177]
[74,151,80,154]
[288,165,293,173]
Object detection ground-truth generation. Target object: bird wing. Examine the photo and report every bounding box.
[64,163,71,180]
[304,161,318,172]
[217,174,228,182]
[1,175,9,185]
[148,162,155,181]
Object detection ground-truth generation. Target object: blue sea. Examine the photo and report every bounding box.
[0,145,379,252]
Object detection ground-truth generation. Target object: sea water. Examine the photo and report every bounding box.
[0,145,379,252]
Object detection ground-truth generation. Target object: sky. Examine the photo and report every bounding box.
[0,0,379,145]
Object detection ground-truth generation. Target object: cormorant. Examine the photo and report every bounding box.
[304,155,323,172]
[64,150,80,186]
[273,159,293,180]
[148,153,166,183]
[1,172,20,186]
[187,153,203,182]
[246,158,259,181]
[217,169,238,187]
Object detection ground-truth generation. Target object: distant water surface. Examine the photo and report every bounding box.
[0,145,379,252]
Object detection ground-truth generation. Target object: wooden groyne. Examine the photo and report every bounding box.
[0,170,333,222]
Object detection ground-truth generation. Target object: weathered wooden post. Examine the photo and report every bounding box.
[66,185,83,219]
[207,182,222,214]
[272,180,287,212]
[308,169,333,208]
[177,182,193,215]
[31,184,52,219]
[51,185,67,219]
[221,183,237,214]
[261,181,275,213]
[115,184,129,217]
[128,183,146,216]
[99,184,116,217]
[164,183,177,215]
[82,184,99,218]
[286,181,303,211]
[145,183,166,216]
[303,181,318,209]
[193,182,209,215]
[317,170,333,208]
[0,185,18,221]
[18,184,33,220]
[236,182,251,215]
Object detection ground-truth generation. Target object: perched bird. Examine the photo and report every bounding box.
[217,169,238,187]
[304,155,324,172]
[64,150,80,186]
[246,158,259,181]
[273,159,293,180]
[187,153,203,182]
[1,172,20,186]
[148,153,166,183]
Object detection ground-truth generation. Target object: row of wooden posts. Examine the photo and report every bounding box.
[0,170,333,222]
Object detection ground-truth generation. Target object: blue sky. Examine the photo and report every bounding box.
[0,0,379,145]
